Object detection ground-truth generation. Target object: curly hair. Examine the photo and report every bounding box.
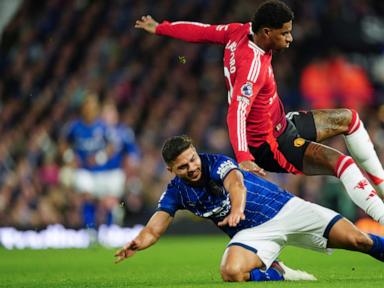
[252,0,294,32]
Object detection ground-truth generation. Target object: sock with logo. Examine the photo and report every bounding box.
[345,109,384,197]
[335,155,384,225]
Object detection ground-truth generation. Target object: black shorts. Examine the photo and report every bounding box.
[249,111,316,173]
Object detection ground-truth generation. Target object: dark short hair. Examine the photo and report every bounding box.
[252,0,294,32]
[162,135,194,164]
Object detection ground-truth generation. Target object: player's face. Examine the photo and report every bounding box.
[82,96,99,122]
[169,147,202,183]
[268,20,293,51]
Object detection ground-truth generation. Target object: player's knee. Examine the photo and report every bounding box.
[220,263,246,282]
[346,109,361,135]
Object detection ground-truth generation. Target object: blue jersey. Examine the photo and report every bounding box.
[64,119,111,171]
[105,124,140,169]
[158,153,293,238]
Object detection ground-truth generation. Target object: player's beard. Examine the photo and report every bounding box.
[188,169,201,180]
[185,168,202,185]
[274,46,289,54]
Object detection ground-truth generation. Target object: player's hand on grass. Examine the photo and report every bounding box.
[135,15,158,34]
[239,160,266,177]
[114,240,139,264]
[218,209,245,227]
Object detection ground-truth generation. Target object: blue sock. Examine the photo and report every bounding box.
[106,210,113,226]
[82,202,96,229]
[368,234,384,261]
[249,267,284,282]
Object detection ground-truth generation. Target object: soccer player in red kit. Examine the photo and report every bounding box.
[135,0,384,225]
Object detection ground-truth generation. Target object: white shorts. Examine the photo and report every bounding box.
[228,197,342,269]
[74,168,126,199]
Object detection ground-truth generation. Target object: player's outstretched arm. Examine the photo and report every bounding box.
[136,16,229,44]
[135,15,158,34]
[114,211,172,263]
[218,169,246,227]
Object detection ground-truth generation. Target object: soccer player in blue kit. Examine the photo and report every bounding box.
[61,93,139,226]
[115,135,384,282]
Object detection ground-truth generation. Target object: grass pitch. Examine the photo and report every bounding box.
[0,235,383,288]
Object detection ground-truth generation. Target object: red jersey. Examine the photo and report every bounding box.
[156,21,287,163]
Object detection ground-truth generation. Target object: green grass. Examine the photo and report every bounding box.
[0,235,383,287]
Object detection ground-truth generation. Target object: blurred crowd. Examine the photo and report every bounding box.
[1,0,384,229]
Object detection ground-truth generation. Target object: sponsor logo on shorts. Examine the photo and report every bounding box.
[293,137,305,147]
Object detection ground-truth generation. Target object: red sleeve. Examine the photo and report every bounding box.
[226,66,265,163]
[156,21,241,45]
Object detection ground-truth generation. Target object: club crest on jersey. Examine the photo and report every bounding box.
[241,82,253,97]
[294,137,305,147]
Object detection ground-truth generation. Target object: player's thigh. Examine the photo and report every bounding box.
[220,245,264,274]
[282,198,341,252]
[327,218,372,252]
[226,225,284,269]
[311,109,351,142]
[303,141,344,175]
[74,169,96,194]
[95,169,126,198]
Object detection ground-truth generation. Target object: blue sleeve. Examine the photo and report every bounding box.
[156,185,182,217]
[210,155,239,184]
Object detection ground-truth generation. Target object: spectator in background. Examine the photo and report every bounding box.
[60,92,127,227]
[301,53,373,110]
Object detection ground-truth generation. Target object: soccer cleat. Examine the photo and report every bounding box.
[271,261,317,281]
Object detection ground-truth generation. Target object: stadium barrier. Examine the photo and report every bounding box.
[0,224,143,250]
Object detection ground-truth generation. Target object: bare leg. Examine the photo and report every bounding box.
[220,245,264,282]
[220,245,316,282]
[312,109,351,142]
[302,141,341,175]
[327,218,372,252]
[326,217,384,261]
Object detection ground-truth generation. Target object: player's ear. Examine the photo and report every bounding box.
[263,27,271,37]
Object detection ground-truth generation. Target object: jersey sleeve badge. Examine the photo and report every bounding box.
[241,82,253,97]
